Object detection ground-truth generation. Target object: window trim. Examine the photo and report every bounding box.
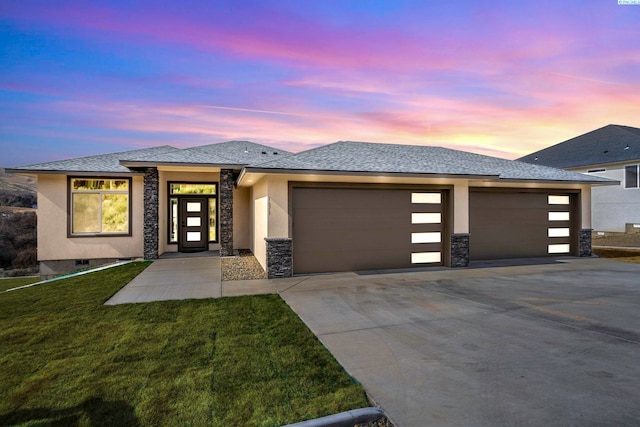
[625,164,639,189]
[167,181,219,245]
[67,176,133,238]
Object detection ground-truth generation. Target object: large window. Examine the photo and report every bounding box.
[70,178,131,236]
[625,165,639,189]
[168,183,217,243]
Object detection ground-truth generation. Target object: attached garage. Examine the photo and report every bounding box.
[469,189,578,260]
[292,185,448,274]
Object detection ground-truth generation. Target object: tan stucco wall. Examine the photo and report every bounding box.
[37,174,144,261]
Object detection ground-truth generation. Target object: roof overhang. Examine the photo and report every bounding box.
[4,169,142,177]
[478,178,620,186]
[238,167,499,186]
[119,160,244,170]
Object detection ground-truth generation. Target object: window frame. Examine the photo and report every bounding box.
[67,176,133,237]
[167,181,218,245]
[625,164,639,189]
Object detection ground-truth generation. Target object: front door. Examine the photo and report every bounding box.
[178,198,208,252]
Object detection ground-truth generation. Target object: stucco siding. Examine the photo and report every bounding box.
[233,187,250,249]
[251,178,268,269]
[573,166,640,232]
[37,174,144,261]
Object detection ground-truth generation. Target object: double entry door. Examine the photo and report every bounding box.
[178,198,208,252]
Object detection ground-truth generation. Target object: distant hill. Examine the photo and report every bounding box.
[0,168,37,209]
[0,168,36,194]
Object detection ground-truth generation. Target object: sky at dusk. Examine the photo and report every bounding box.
[1,0,639,167]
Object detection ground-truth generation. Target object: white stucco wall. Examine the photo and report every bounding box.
[37,174,144,261]
[573,166,640,232]
[251,178,269,269]
[233,187,250,249]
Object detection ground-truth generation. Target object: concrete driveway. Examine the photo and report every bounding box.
[279,258,640,426]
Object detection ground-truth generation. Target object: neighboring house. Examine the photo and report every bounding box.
[8,140,614,279]
[518,124,640,233]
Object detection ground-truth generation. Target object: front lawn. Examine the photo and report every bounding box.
[0,262,368,426]
[0,276,39,292]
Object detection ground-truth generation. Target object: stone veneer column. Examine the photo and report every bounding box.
[579,229,592,257]
[265,238,293,278]
[143,167,159,260]
[450,233,470,267]
[219,169,234,257]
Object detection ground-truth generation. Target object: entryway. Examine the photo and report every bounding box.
[168,182,218,253]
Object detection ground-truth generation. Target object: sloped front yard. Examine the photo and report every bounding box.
[0,262,368,426]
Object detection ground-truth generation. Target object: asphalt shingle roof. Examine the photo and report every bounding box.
[517,124,640,168]
[9,146,178,173]
[121,141,290,166]
[248,141,613,183]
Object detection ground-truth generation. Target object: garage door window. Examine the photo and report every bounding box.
[411,252,441,264]
[548,211,570,221]
[548,244,571,254]
[547,194,571,254]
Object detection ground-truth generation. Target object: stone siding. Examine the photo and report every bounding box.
[450,233,470,267]
[579,228,592,257]
[265,238,292,278]
[220,169,234,257]
[143,167,159,259]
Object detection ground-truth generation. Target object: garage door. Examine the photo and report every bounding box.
[469,190,576,260]
[292,187,446,274]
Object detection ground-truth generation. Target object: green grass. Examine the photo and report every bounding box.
[0,276,39,292]
[0,262,368,426]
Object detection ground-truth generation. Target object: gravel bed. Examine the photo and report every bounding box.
[221,249,267,281]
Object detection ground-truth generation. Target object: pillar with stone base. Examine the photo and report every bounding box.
[143,167,159,260]
[219,169,234,257]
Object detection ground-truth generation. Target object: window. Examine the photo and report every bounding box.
[168,182,217,243]
[625,165,639,189]
[70,178,130,235]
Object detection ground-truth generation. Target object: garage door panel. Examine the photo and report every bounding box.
[292,187,445,274]
[470,190,576,261]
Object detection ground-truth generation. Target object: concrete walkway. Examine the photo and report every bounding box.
[105,256,277,305]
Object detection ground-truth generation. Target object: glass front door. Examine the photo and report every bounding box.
[178,198,208,252]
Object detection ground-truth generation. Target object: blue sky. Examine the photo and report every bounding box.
[1,0,639,166]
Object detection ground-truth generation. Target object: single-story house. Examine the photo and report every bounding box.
[518,124,640,233]
[7,140,615,279]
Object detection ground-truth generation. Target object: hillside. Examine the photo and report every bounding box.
[0,168,37,194]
